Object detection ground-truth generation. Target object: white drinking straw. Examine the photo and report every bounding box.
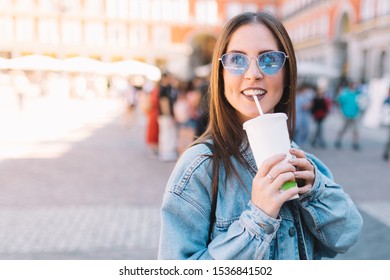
[253,95,264,115]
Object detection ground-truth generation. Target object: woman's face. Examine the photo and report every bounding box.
[223,23,285,123]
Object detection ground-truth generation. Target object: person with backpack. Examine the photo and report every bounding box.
[310,87,330,148]
[334,81,362,151]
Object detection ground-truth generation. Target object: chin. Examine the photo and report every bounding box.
[240,112,259,123]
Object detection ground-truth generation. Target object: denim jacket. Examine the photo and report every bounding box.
[158,142,363,260]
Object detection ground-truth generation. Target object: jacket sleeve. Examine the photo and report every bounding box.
[158,191,281,260]
[158,147,280,260]
[298,153,363,258]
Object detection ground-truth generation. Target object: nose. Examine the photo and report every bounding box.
[244,57,263,80]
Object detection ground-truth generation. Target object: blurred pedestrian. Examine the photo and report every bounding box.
[334,81,361,151]
[382,88,390,162]
[145,83,159,157]
[158,72,178,161]
[310,87,330,148]
[293,84,313,146]
[122,80,137,129]
[194,77,210,138]
[158,12,362,260]
[174,81,196,155]
[11,70,29,111]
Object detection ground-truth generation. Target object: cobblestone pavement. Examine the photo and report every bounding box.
[304,112,390,260]
[0,95,389,260]
[0,96,175,259]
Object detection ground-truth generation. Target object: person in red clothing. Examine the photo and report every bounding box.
[146,84,160,157]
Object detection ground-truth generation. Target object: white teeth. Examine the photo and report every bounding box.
[242,89,265,96]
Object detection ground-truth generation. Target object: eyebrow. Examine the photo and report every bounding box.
[226,49,278,55]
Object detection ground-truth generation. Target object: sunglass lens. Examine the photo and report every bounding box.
[258,52,286,75]
[221,53,248,75]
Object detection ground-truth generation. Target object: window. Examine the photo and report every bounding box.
[175,0,190,23]
[152,25,171,46]
[0,0,12,10]
[160,0,190,23]
[129,24,148,48]
[129,0,150,20]
[161,0,174,21]
[195,0,218,25]
[361,0,375,21]
[108,24,127,47]
[38,18,59,44]
[15,18,34,42]
[0,16,13,42]
[84,0,104,16]
[320,15,329,36]
[85,22,105,46]
[226,3,242,20]
[377,0,390,16]
[63,20,82,45]
[38,0,55,13]
[14,0,34,12]
[107,0,128,19]
[62,0,81,15]
[150,0,163,21]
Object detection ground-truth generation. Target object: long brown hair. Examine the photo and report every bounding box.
[195,11,297,180]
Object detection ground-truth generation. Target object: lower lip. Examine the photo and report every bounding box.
[243,93,266,102]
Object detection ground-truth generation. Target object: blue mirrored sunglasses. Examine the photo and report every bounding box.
[219,51,288,76]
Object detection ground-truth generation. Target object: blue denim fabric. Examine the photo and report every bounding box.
[158,142,363,259]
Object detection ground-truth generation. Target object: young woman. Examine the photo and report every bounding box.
[158,12,362,260]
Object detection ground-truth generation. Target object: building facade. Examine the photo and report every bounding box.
[281,0,390,85]
[1,0,388,83]
[0,0,278,80]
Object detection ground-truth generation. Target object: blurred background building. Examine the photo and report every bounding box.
[0,0,276,81]
[0,0,389,84]
[283,0,390,86]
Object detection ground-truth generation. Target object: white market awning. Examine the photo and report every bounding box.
[7,55,63,71]
[1,55,161,81]
[297,61,340,78]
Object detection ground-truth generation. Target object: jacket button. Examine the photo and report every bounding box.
[259,223,275,234]
[289,227,295,237]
